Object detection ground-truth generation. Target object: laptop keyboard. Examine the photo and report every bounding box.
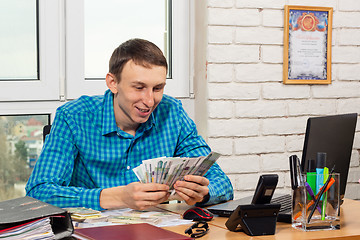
[271,194,292,213]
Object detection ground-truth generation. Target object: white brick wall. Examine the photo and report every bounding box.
[208,0,234,8]
[338,29,360,46]
[234,136,286,154]
[208,8,260,26]
[332,46,360,63]
[208,45,259,63]
[262,83,310,99]
[207,64,233,83]
[334,12,360,28]
[235,27,283,45]
[338,64,360,80]
[208,119,261,137]
[262,117,307,135]
[287,0,337,9]
[285,135,303,152]
[288,99,336,116]
[208,26,233,44]
[208,101,234,118]
[235,100,286,118]
[235,64,283,82]
[339,0,360,11]
[204,0,360,200]
[262,10,284,27]
[235,0,286,9]
[208,83,260,99]
[261,46,283,63]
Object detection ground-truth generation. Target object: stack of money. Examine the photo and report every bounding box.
[65,207,105,222]
[132,152,220,190]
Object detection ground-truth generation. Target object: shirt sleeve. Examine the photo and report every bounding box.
[25,108,104,210]
[174,102,234,205]
[199,163,234,205]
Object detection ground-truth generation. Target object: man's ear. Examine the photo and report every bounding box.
[106,73,118,94]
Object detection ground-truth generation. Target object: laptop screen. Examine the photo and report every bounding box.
[301,113,358,199]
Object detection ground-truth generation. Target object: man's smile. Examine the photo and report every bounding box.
[136,106,151,113]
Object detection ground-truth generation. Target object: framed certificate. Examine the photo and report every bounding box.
[283,5,333,84]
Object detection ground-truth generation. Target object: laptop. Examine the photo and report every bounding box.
[207,113,358,223]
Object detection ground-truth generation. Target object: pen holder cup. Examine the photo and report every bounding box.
[292,173,340,231]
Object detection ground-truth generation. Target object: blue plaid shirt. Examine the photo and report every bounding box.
[26,90,233,210]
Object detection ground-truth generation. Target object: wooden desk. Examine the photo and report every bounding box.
[157,198,360,240]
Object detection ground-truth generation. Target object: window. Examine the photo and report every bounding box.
[0,0,192,200]
[0,0,38,80]
[0,114,50,201]
[84,0,171,79]
[66,0,190,99]
[0,0,60,101]
[0,0,190,101]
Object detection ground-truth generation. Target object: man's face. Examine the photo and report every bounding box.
[111,60,167,131]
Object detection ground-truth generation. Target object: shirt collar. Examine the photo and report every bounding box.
[101,90,157,136]
[136,112,156,135]
[101,90,118,135]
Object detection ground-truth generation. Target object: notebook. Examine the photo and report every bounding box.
[73,223,192,240]
[208,113,358,223]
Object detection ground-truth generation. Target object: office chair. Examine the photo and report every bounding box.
[43,124,51,142]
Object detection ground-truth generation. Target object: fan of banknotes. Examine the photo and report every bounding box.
[133,152,220,191]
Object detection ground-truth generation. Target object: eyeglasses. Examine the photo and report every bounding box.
[185,221,209,238]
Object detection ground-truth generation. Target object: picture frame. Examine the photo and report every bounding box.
[283,5,333,84]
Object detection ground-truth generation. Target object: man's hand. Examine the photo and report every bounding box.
[173,175,209,205]
[100,182,170,210]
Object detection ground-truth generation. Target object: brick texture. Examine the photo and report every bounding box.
[205,0,360,199]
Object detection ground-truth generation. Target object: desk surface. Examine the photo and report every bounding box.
[157,198,360,240]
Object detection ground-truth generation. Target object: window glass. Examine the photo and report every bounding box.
[84,0,170,79]
[0,0,38,80]
[0,114,50,201]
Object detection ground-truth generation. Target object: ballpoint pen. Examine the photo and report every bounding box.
[307,165,335,223]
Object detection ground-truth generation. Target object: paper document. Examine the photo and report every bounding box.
[0,217,55,240]
[69,207,192,229]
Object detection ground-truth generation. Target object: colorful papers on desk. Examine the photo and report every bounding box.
[103,208,187,227]
[69,207,192,229]
[132,152,220,190]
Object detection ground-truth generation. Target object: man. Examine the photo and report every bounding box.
[26,39,233,210]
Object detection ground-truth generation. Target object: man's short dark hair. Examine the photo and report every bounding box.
[109,38,168,82]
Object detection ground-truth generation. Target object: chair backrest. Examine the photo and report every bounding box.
[43,125,51,142]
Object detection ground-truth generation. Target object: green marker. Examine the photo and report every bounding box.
[306,159,316,200]
[321,167,329,220]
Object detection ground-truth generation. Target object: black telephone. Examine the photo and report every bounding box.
[225,174,280,236]
[251,174,278,204]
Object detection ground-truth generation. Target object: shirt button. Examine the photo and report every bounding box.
[127,166,130,170]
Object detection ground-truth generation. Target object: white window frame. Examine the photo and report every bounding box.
[0,0,60,101]
[65,0,190,100]
[0,101,61,123]
[0,0,191,103]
